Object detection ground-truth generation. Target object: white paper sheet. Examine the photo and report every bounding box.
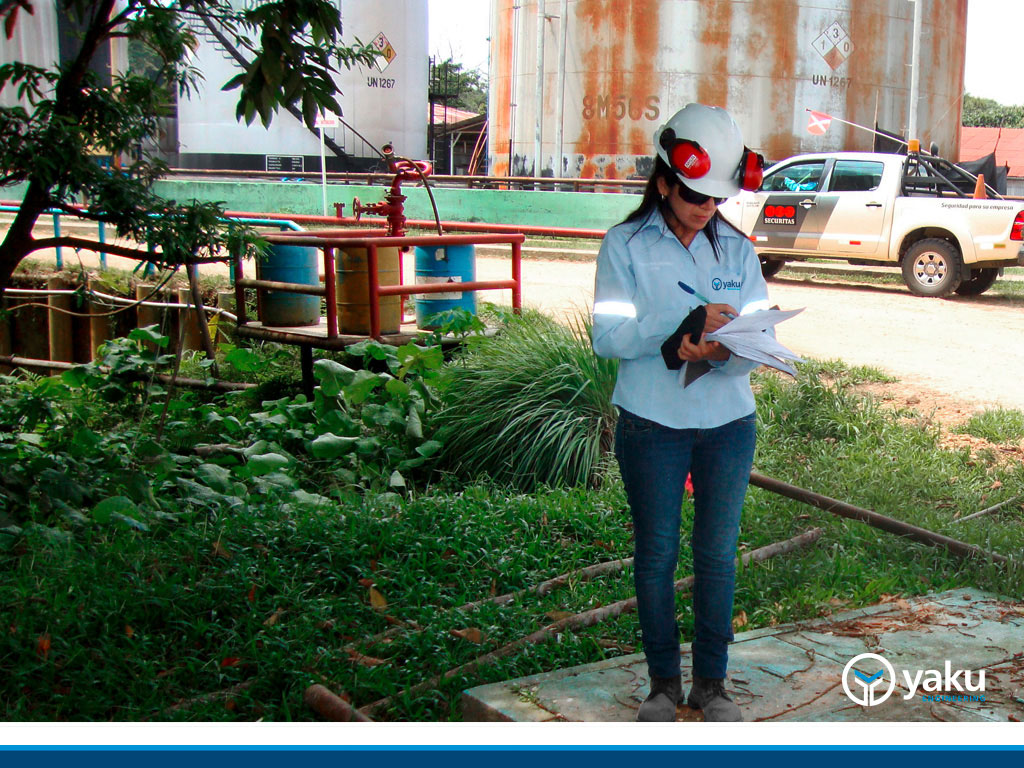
[705,307,805,377]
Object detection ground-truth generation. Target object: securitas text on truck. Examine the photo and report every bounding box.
[718,150,1024,297]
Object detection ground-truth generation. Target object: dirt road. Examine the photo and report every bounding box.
[476,256,1024,415]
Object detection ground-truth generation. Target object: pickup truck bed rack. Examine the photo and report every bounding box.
[902,154,993,198]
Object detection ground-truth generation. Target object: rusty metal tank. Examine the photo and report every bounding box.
[488,0,967,178]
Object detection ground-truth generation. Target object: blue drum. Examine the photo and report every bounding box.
[260,244,321,327]
[413,244,476,328]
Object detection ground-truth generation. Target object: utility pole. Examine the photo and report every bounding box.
[907,0,923,142]
[554,0,568,180]
[534,0,546,182]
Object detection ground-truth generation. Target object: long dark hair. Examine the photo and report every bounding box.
[621,157,741,261]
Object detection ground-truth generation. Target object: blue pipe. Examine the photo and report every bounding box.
[0,206,303,276]
[52,213,62,270]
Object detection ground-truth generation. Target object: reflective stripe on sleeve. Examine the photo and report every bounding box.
[740,299,771,315]
[593,300,637,318]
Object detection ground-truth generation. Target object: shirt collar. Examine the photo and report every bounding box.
[637,206,709,251]
[636,206,743,249]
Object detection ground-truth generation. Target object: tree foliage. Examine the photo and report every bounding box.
[962,93,1024,129]
[0,1,378,293]
[433,58,487,116]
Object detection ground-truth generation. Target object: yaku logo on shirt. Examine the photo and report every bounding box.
[712,277,743,291]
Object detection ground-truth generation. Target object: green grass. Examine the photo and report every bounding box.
[955,407,1024,444]
[2,354,1023,721]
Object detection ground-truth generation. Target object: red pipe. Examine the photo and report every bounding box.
[377,280,517,297]
[511,240,522,311]
[323,247,337,339]
[366,217,607,240]
[226,209,605,239]
[262,233,525,248]
[271,227,390,239]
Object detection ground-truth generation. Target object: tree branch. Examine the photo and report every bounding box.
[29,236,156,261]
[196,10,351,159]
[26,235,244,266]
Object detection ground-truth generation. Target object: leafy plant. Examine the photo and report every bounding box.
[0,329,449,532]
[435,311,618,491]
[63,325,173,404]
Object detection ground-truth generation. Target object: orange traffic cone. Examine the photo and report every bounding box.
[973,173,987,199]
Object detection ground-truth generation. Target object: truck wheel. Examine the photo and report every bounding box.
[954,267,999,296]
[760,256,784,278]
[901,239,963,297]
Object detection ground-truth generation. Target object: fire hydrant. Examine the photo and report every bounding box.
[350,143,432,238]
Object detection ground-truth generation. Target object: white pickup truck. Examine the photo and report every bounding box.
[718,151,1024,297]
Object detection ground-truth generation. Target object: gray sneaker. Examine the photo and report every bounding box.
[636,674,682,722]
[686,675,743,722]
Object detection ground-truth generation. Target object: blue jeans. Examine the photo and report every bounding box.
[614,409,756,680]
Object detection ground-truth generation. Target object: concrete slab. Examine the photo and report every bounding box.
[461,588,1024,722]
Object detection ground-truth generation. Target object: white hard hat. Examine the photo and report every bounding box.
[653,103,747,198]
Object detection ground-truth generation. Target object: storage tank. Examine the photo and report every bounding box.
[177,0,428,171]
[0,4,58,109]
[489,0,967,178]
[0,3,128,109]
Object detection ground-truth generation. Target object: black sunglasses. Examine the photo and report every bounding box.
[677,183,726,206]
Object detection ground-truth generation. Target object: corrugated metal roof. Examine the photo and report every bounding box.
[428,105,480,125]
[959,126,1024,177]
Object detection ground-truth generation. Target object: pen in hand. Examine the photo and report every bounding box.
[677,281,737,319]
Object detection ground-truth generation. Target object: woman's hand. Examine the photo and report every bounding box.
[703,303,738,333]
[677,333,730,363]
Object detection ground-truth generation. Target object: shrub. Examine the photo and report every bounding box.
[435,311,617,491]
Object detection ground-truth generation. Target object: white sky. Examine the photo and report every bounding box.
[428,0,1024,106]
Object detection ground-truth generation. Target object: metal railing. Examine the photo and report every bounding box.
[234,230,524,342]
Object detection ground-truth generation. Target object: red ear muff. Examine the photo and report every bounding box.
[670,140,711,179]
[740,147,764,191]
[660,128,711,179]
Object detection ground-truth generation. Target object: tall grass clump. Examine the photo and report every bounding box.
[955,408,1024,445]
[435,310,618,491]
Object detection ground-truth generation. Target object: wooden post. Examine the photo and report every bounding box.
[177,287,202,352]
[0,295,11,374]
[47,276,74,374]
[215,290,236,344]
[135,284,165,352]
[88,278,112,361]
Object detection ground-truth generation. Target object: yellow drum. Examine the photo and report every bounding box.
[337,246,401,335]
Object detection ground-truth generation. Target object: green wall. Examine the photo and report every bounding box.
[5,178,641,232]
[152,179,639,231]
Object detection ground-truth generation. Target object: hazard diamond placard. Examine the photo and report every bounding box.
[372,32,397,72]
[812,21,855,71]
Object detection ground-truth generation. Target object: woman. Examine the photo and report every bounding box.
[592,103,769,722]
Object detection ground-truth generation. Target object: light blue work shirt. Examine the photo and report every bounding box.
[592,208,771,430]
